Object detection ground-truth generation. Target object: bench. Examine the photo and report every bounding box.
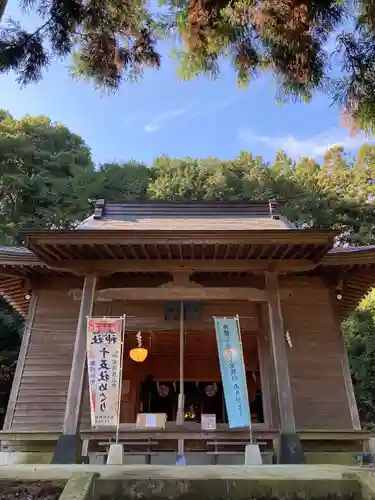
[206,440,268,464]
[83,439,160,464]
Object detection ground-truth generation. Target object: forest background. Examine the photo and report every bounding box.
[1,110,375,426]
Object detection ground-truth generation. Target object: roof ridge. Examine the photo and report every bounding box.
[91,199,283,221]
[89,199,279,205]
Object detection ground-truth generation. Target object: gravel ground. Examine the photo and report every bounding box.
[0,481,64,500]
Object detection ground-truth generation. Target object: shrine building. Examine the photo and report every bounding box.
[0,200,373,465]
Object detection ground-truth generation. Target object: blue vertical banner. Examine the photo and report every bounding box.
[214,317,251,429]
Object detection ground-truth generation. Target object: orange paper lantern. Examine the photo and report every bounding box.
[129,347,148,363]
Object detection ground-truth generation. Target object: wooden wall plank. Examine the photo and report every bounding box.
[11,290,81,431]
[3,292,39,430]
[280,276,355,430]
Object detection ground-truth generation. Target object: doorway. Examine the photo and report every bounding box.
[138,376,264,424]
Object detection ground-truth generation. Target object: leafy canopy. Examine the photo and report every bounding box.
[343,290,375,427]
[1,111,375,246]
[0,110,94,243]
[1,1,375,130]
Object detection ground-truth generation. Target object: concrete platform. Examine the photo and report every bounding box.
[0,464,359,481]
[1,465,374,500]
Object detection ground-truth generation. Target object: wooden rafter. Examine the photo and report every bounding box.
[322,250,375,266]
[41,258,317,274]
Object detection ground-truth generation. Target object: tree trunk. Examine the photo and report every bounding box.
[0,0,8,22]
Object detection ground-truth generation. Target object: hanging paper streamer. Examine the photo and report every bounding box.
[214,317,251,429]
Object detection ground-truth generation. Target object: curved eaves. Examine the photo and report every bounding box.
[0,276,29,317]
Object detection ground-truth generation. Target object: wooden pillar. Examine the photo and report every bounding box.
[52,274,97,464]
[330,291,361,430]
[341,351,361,430]
[3,291,39,430]
[265,271,305,464]
[257,304,276,428]
[176,300,185,460]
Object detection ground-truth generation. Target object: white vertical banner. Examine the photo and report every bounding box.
[86,316,125,427]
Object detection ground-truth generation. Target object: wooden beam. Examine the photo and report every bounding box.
[3,291,39,430]
[0,270,27,279]
[31,273,265,290]
[25,229,337,246]
[69,286,292,302]
[44,259,316,274]
[330,292,361,430]
[265,272,296,434]
[32,276,84,290]
[341,353,361,430]
[0,256,43,266]
[63,275,97,435]
[322,251,375,266]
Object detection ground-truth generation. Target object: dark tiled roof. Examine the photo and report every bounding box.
[77,200,296,231]
[0,246,33,255]
[328,245,375,254]
[0,246,41,262]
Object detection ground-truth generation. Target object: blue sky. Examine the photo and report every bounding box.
[0,1,372,166]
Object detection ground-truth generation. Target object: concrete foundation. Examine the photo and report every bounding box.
[0,463,373,500]
[279,432,306,464]
[106,444,124,465]
[59,472,97,500]
[0,465,371,500]
[94,477,362,500]
[0,449,357,467]
[51,434,83,464]
[0,464,354,481]
[244,444,263,465]
[0,451,53,465]
[305,452,358,466]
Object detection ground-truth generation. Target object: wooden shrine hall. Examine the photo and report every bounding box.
[0,199,374,465]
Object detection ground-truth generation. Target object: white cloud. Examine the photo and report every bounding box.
[239,128,373,158]
[123,112,147,128]
[144,108,188,133]
[143,95,242,133]
[144,123,160,133]
[192,95,241,117]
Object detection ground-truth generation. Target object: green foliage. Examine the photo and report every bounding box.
[0,0,160,89]
[0,297,23,427]
[0,297,22,352]
[2,1,375,130]
[342,290,375,425]
[148,148,375,245]
[0,112,94,243]
[93,161,151,200]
